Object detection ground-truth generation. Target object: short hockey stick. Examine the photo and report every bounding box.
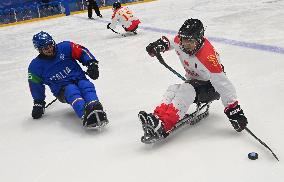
[109,27,126,37]
[245,127,279,161]
[45,98,57,109]
[155,52,186,81]
[155,52,279,161]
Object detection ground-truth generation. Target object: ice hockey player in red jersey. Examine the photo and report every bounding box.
[139,18,248,143]
[107,1,141,34]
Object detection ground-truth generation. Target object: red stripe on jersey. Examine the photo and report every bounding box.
[195,38,223,73]
[71,42,82,60]
[112,7,122,19]
[174,35,180,44]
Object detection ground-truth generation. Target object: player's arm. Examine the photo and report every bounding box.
[70,42,99,80]
[206,55,247,132]
[28,65,46,119]
[108,11,120,29]
[70,42,97,65]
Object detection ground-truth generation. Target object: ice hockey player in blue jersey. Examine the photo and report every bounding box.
[28,31,108,129]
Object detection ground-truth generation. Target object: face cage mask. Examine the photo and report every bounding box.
[38,42,57,58]
[179,36,204,55]
[35,40,55,51]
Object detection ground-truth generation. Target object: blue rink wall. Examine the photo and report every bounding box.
[0,0,153,27]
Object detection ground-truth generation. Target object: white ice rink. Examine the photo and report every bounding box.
[0,0,284,181]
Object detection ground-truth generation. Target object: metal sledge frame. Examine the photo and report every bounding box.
[141,102,211,144]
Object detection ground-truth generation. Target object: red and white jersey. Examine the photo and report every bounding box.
[165,36,237,107]
[109,7,141,31]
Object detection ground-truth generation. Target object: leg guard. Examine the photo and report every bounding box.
[154,103,179,132]
[77,80,99,104]
[155,83,196,131]
[160,84,180,104]
[160,83,196,118]
[170,83,196,118]
[64,84,85,118]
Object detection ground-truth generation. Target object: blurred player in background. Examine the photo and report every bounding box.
[86,0,102,19]
[107,1,141,34]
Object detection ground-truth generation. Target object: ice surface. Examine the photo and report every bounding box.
[0,0,283,181]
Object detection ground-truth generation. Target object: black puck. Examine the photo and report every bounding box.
[248,152,258,160]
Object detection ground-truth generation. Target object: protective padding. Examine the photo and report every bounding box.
[64,84,85,118]
[161,83,196,118]
[77,80,98,103]
[154,103,179,132]
[160,84,180,104]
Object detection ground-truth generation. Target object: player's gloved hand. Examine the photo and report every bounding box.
[146,37,169,57]
[107,23,111,29]
[32,100,46,119]
[224,101,248,132]
[146,42,160,57]
[87,61,99,80]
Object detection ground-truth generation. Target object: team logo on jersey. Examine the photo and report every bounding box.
[60,54,65,61]
[49,66,71,81]
[207,54,219,67]
[184,67,199,77]
[183,60,189,66]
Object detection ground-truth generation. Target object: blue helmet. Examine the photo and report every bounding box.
[32,31,55,50]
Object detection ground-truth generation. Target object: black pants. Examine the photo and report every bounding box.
[187,80,220,103]
[88,2,101,18]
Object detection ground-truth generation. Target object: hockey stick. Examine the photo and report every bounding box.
[45,98,57,109]
[245,127,279,161]
[155,53,280,161]
[109,27,126,37]
[155,52,186,81]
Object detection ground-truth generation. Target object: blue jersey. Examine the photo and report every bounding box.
[28,41,97,101]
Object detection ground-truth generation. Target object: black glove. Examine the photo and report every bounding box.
[225,102,248,132]
[32,100,46,119]
[107,23,111,29]
[87,61,99,80]
[146,36,169,57]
